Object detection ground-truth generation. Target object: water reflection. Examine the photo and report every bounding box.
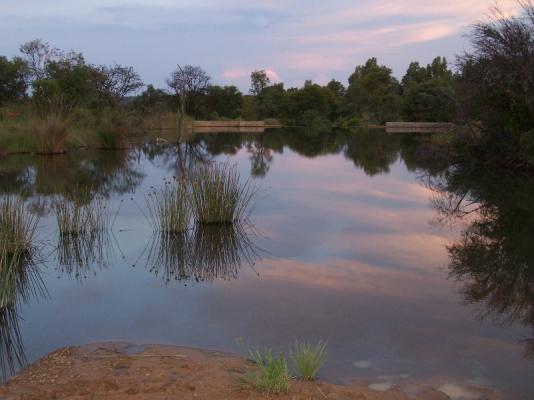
[0,253,46,379]
[427,167,534,360]
[0,150,144,198]
[144,222,261,284]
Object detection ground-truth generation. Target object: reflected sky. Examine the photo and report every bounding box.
[1,138,533,399]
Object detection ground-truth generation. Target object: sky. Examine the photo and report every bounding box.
[0,0,523,91]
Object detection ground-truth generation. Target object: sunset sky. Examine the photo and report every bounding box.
[0,0,522,90]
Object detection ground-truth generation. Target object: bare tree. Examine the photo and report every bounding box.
[95,63,143,103]
[166,65,211,136]
[19,39,61,80]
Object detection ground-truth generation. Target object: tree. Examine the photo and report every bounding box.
[166,65,211,119]
[204,85,243,119]
[94,63,143,105]
[19,39,61,80]
[456,1,534,168]
[345,58,401,123]
[249,70,270,96]
[401,57,455,122]
[0,56,29,105]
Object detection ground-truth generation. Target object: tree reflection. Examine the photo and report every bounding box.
[427,168,534,359]
[0,149,145,199]
[344,129,400,175]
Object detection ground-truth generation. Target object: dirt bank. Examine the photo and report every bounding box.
[0,343,458,399]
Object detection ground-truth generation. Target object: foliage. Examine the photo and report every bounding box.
[203,85,243,119]
[249,70,270,96]
[345,58,402,124]
[456,1,534,168]
[290,340,328,380]
[401,57,456,122]
[0,56,29,105]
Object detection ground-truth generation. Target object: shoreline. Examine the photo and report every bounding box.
[0,342,501,400]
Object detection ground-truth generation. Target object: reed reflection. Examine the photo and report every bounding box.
[143,222,260,284]
[0,250,46,379]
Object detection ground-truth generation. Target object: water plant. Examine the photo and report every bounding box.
[145,179,189,234]
[0,197,40,256]
[189,162,257,224]
[244,347,290,394]
[290,340,328,380]
[54,189,109,236]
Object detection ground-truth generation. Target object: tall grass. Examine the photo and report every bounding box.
[145,179,189,234]
[32,94,74,154]
[290,340,328,380]
[33,116,69,154]
[245,348,290,394]
[0,197,40,256]
[190,162,257,224]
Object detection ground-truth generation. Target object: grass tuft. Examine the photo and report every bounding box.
[145,179,189,234]
[0,197,39,257]
[290,340,328,380]
[190,162,257,224]
[245,348,290,394]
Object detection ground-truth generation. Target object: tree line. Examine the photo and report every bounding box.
[1,2,533,169]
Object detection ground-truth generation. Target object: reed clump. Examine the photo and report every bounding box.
[33,115,69,154]
[290,340,328,380]
[0,197,39,257]
[54,189,109,236]
[190,162,257,224]
[145,179,189,234]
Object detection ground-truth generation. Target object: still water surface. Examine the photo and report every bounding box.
[1,131,532,398]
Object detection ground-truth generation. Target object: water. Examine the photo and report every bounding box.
[0,130,532,398]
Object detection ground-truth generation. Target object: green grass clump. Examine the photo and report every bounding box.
[33,115,70,154]
[146,179,189,234]
[290,340,328,380]
[190,162,256,225]
[245,348,290,394]
[0,197,39,256]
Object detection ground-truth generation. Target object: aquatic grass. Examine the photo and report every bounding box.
[0,197,40,257]
[188,222,260,282]
[189,162,257,224]
[0,304,27,380]
[290,340,328,380]
[244,348,290,394]
[54,188,110,236]
[145,179,189,234]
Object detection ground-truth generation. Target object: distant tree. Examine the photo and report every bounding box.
[133,84,173,114]
[19,39,61,80]
[204,85,243,119]
[0,56,29,104]
[326,79,346,97]
[401,62,429,88]
[94,63,143,105]
[345,58,401,123]
[258,83,287,119]
[249,70,270,96]
[401,57,455,122]
[166,65,210,134]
